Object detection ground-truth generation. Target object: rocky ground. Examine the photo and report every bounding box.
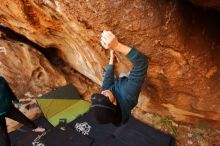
[6,98,41,133]
[133,108,220,146]
[7,98,220,146]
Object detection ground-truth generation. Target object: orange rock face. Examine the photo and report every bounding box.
[0,0,220,128]
[0,32,66,97]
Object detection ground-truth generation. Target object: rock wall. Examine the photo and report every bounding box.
[0,0,220,128]
[191,0,220,10]
[0,29,66,97]
[0,27,98,99]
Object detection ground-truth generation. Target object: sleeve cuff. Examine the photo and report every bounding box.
[107,64,114,70]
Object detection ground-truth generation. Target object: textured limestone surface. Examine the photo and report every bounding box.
[0,28,97,99]
[0,30,66,97]
[0,0,220,128]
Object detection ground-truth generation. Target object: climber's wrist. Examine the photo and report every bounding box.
[113,43,131,55]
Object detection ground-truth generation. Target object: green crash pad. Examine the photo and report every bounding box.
[37,99,90,126]
[37,84,91,126]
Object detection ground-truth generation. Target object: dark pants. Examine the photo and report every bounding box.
[0,106,37,146]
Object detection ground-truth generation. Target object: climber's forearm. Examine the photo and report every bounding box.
[109,50,114,65]
[109,58,114,65]
[113,43,131,56]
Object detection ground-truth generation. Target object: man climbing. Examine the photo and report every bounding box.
[0,48,45,146]
[91,31,148,125]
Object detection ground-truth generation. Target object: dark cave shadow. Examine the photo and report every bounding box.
[0,25,65,67]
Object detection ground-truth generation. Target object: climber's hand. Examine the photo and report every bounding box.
[101,31,119,50]
[101,30,131,55]
[109,50,114,65]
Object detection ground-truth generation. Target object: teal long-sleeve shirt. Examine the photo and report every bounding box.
[0,76,19,115]
[101,47,148,124]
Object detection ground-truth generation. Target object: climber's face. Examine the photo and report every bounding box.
[101,90,117,105]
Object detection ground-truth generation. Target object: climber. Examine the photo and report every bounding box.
[0,49,45,146]
[91,31,148,125]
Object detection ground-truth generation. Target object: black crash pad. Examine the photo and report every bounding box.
[68,110,175,146]
[68,111,118,146]
[6,112,175,146]
[9,116,53,146]
[41,124,93,146]
[105,117,175,146]
[8,116,93,146]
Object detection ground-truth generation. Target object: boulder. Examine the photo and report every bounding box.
[0,30,66,97]
[0,0,220,128]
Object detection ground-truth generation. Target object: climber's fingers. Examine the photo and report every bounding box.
[101,39,108,49]
[101,30,119,50]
